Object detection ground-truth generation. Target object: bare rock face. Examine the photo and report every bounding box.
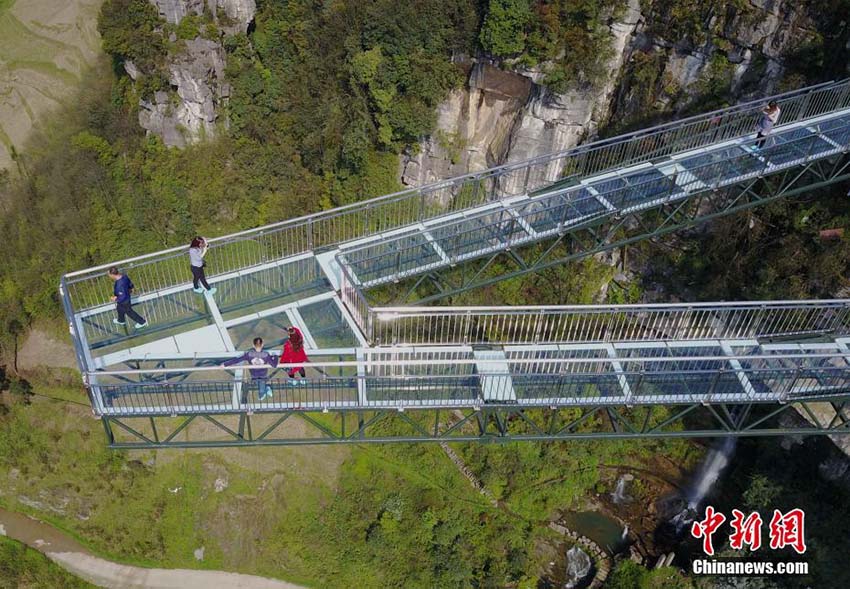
[150,0,255,32]
[135,0,255,147]
[403,0,822,193]
[401,0,642,192]
[139,38,227,147]
[401,63,532,187]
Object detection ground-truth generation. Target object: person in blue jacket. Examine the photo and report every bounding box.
[107,267,147,328]
[221,337,278,402]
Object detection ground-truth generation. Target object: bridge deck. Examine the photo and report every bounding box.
[89,337,850,416]
[70,107,850,369]
[58,79,850,438]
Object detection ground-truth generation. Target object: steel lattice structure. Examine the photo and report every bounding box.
[59,79,850,447]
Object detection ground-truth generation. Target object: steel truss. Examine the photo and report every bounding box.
[100,397,850,448]
[375,154,850,306]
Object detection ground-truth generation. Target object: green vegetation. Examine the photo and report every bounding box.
[642,191,850,301]
[607,561,693,588]
[0,536,94,588]
[479,0,621,89]
[0,372,695,586]
[479,0,532,57]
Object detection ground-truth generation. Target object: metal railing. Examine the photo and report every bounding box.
[366,300,850,345]
[88,350,850,415]
[339,116,850,290]
[62,78,850,314]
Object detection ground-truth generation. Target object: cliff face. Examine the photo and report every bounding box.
[401,0,839,190]
[125,0,255,147]
[401,0,641,189]
[150,0,255,31]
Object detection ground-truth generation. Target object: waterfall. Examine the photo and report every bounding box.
[611,475,630,504]
[621,524,629,540]
[670,436,738,532]
[685,437,737,509]
[564,546,592,589]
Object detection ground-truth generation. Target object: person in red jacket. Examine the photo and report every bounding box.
[281,326,309,384]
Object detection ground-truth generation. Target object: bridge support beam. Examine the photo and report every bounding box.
[102,398,850,448]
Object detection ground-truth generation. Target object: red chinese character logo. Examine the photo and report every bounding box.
[729,509,763,551]
[768,508,806,554]
[691,505,727,556]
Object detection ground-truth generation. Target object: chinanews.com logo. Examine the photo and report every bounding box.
[689,505,809,577]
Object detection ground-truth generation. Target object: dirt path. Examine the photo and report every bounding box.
[0,508,307,589]
[17,326,78,370]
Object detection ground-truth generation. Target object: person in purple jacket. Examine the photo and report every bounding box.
[221,337,278,402]
[107,267,147,328]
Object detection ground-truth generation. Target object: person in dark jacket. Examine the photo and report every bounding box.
[189,236,217,295]
[281,326,309,384]
[108,267,147,328]
[221,337,278,401]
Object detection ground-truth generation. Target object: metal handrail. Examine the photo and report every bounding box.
[365,300,850,345]
[61,78,850,313]
[88,349,850,377]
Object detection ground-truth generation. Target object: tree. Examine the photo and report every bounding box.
[743,474,783,510]
[479,0,532,56]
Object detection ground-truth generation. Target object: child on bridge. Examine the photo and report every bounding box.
[281,326,309,384]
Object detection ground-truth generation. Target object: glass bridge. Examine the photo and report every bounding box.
[59,79,850,446]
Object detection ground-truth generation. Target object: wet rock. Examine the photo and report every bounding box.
[565,546,593,589]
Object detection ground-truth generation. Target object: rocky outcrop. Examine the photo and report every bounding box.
[127,0,254,147]
[401,0,641,190]
[150,0,255,32]
[135,38,228,148]
[400,63,532,187]
[402,0,833,192]
[613,0,824,122]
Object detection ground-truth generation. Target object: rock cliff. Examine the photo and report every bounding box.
[401,0,841,190]
[401,0,641,190]
[126,0,255,147]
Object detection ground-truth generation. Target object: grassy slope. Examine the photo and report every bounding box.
[0,370,699,587]
[0,0,104,169]
[0,536,95,588]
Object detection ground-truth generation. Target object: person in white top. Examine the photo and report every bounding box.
[189,236,216,295]
[755,100,781,149]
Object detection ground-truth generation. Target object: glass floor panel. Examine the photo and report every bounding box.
[761,132,833,165]
[431,211,528,259]
[345,233,441,283]
[516,194,568,233]
[512,374,624,401]
[298,298,360,348]
[818,116,850,146]
[565,188,608,217]
[228,312,294,351]
[606,176,676,209]
[588,177,627,196]
[364,377,479,403]
[82,289,214,355]
[679,147,763,184]
[217,257,331,322]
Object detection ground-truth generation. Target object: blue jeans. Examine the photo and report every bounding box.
[241,378,270,403]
